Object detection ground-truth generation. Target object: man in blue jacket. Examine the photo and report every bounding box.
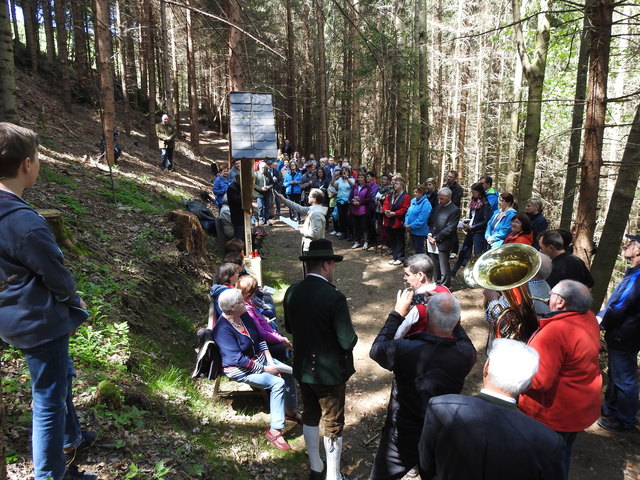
[598,233,640,432]
[0,123,96,480]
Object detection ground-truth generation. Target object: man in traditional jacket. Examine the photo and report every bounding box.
[155,114,176,172]
[284,239,358,480]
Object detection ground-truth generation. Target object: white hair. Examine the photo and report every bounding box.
[218,288,244,314]
[427,293,460,333]
[438,187,452,197]
[487,339,539,396]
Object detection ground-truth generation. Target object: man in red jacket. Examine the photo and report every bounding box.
[519,280,602,480]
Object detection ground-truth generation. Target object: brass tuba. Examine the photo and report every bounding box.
[469,244,541,342]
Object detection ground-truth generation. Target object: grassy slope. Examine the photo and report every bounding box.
[1,71,303,480]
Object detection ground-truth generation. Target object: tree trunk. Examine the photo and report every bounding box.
[141,0,157,149]
[114,0,130,133]
[559,0,593,230]
[573,0,613,265]
[512,0,552,207]
[505,50,523,193]
[417,0,429,183]
[300,1,314,154]
[23,0,39,73]
[350,0,362,164]
[284,0,298,145]
[228,0,245,92]
[54,0,72,111]
[93,0,116,167]
[123,1,138,108]
[169,7,179,133]
[9,0,19,47]
[160,0,174,118]
[393,0,407,177]
[0,0,17,123]
[42,0,56,64]
[71,0,89,79]
[186,0,199,154]
[590,103,640,310]
[316,0,329,157]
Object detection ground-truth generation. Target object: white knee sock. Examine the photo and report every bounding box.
[303,425,324,473]
[324,435,343,480]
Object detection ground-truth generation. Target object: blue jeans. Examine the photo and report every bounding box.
[239,359,297,430]
[160,148,174,170]
[602,347,639,429]
[257,192,272,224]
[21,336,82,480]
[556,431,577,480]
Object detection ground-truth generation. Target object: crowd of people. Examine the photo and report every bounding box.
[204,140,640,480]
[210,144,560,290]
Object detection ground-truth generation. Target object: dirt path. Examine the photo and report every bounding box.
[263,220,640,480]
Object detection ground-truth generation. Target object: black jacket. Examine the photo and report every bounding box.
[419,393,564,480]
[428,202,460,252]
[468,199,493,234]
[226,181,244,226]
[547,252,594,289]
[443,182,463,208]
[369,311,476,434]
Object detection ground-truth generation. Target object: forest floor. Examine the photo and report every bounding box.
[2,70,639,480]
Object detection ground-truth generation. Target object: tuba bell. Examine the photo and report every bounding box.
[469,244,541,342]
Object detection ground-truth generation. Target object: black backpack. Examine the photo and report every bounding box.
[192,328,222,380]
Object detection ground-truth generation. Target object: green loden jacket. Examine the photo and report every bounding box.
[155,122,176,149]
[284,274,357,385]
[252,170,273,199]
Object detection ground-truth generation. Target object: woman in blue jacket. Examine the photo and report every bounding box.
[404,184,432,254]
[283,160,303,222]
[212,165,232,206]
[485,192,517,248]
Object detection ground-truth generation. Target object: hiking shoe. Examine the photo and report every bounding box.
[62,465,97,480]
[597,416,633,432]
[362,242,369,250]
[65,430,97,462]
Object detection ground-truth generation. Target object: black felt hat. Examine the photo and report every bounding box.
[299,239,344,262]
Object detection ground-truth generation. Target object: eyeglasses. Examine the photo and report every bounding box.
[550,291,564,301]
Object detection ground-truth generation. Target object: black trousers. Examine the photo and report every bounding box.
[429,248,452,287]
[352,213,370,244]
[370,418,421,480]
[388,228,406,261]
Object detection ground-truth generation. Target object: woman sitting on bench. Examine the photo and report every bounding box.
[212,288,300,451]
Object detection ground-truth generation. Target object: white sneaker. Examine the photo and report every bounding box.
[351,242,362,249]
[330,231,338,235]
[362,243,369,250]
[393,259,403,265]
[388,259,396,265]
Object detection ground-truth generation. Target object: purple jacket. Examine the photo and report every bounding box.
[349,183,373,216]
[246,301,287,345]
